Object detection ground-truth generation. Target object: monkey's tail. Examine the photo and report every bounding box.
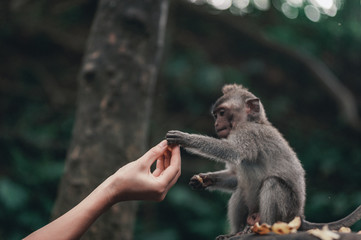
[300,205,361,231]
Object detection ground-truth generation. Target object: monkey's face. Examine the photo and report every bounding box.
[213,106,233,139]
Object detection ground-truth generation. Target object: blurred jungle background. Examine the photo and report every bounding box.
[1,0,361,239]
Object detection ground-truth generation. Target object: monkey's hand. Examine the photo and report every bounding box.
[166,130,191,147]
[189,174,214,190]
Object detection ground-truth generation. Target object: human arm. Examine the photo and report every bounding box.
[23,140,181,240]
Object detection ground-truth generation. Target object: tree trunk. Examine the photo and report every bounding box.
[52,0,169,239]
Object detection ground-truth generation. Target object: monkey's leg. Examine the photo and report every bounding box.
[259,177,298,225]
[228,189,249,233]
[216,189,249,240]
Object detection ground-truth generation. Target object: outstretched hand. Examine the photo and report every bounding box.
[23,140,181,240]
[106,140,181,203]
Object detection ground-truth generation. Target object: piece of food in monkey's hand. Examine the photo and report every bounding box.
[195,175,203,184]
[252,222,271,235]
[272,222,291,235]
[288,216,301,232]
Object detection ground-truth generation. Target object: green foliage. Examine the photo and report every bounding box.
[0,115,70,239]
[135,185,229,240]
[164,49,251,116]
[0,9,75,236]
[1,0,361,239]
[0,178,28,210]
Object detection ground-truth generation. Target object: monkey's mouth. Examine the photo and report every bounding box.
[216,127,228,134]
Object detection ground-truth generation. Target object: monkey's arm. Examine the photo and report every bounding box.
[167,130,257,164]
[189,169,238,192]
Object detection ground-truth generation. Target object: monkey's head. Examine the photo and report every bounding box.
[212,84,268,138]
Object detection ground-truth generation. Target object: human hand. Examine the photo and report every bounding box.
[23,141,180,240]
[105,140,181,203]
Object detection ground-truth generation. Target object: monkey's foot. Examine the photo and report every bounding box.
[239,226,253,234]
[215,233,244,240]
[247,213,260,226]
[215,226,253,240]
[215,234,234,240]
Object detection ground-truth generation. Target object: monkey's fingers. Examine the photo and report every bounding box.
[166,130,187,146]
[165,135,180,145]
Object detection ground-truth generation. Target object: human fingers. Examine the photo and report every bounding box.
[152,156,165,177]
[163,148,171,168]
[140,140,168,168]
[153,148,172,177]
[169,145,181,169]
[167,147,182,187]
[158,145,181,186]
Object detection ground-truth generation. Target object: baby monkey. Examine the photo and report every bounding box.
[166,84,361,239]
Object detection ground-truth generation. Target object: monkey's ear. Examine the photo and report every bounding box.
[246,98,260,113]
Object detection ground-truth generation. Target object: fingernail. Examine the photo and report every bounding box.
[159,140,167,148]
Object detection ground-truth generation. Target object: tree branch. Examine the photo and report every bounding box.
[226,232,361,240]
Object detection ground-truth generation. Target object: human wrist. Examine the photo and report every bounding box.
[101,173,127,205]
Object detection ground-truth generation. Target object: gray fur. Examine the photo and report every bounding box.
[166,84,361,236]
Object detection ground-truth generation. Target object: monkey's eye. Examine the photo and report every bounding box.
[219,109,225,116]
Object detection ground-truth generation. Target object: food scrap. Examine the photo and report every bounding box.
[307,226,340,240]
[252,222,271,235]
[288,216,301,233]
[195,175,203,183]
[252,217,301,235]
[338,227,351,233]
[251,216,358,238]
[272,222,291,235]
